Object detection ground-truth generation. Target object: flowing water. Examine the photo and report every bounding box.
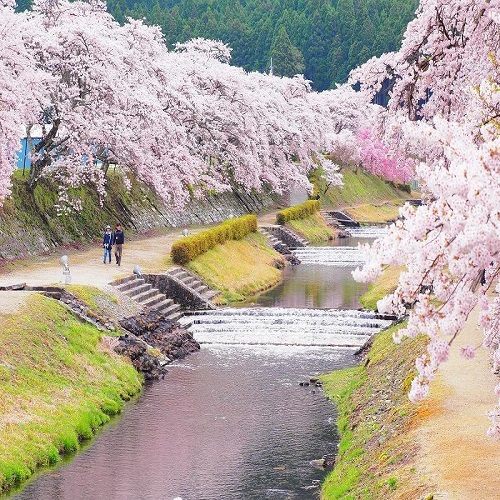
[13,228,388,500]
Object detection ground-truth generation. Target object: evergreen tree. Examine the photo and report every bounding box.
[271,26,305,77]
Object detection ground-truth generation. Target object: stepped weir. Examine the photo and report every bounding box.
[180,307,393,348]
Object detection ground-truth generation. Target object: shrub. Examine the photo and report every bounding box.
[397,183,412,194]
[276,200,320,225]
[171,215,258,264]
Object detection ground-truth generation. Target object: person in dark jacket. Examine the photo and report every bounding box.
[103,225,113,264]
[113,223,125,266]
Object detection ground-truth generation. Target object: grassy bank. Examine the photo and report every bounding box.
[320,323,429,499]
[344,202,403,225]
[318,169,411,209]
[359,267,403,310]
[0,294,142,493]
[187,232,284,303]
[319,261,432,498]
[287,213,335,243]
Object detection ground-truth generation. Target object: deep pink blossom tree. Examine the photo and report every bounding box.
[357,127,413,183]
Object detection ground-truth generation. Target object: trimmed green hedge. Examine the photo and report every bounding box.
[276,200,320,225]
[171,215,258,264]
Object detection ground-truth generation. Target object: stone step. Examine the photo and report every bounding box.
[181,276,197,286]
[163,267,220,306]
[194,284,208,294]
[166,310,183,322]
[134,288,160,304]
[190,279,205,288]
[171,270,190,280]
[109,275,139,287]
[141,293,170,309]
[154,301,181,316]
[203,290,219,300]
[124,283,152,298]
[115,278,145,292]
[167,267,185,276]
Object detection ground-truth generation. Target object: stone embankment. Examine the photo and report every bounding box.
[116,311,200,380]
[18,285,200,381]
[0,183,278,259]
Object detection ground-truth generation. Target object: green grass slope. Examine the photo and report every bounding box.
[320,324,428,499]
[317,169,411,209]
[187,232,284,303]
[0,294,142,493]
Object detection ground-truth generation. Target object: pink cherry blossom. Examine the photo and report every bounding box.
[460,345,476,360]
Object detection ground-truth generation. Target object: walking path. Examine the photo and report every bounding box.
[412,307,500,499]
[0,228,186,314]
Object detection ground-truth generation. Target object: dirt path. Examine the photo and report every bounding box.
[413,307,500,499]
[0,212,277,312]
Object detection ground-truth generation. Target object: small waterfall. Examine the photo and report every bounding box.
[291,246,365,266]
[180,308,392,348]
[348,226,388,238]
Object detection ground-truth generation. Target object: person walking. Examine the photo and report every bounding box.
[103,225,113,264]
[113,223,125,266]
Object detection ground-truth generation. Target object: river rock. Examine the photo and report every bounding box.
[271,258,286,270]
[285,254,301,266]
[337,229,351,238]
[119,310,200,361]
[114,334,169,380]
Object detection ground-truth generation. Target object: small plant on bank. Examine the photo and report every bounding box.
[276,200,320,225]
[171,214,258,264]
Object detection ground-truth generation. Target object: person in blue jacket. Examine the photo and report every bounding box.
[103,225,113,264]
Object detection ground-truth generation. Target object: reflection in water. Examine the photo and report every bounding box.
[254,264,368,310]
[14,347,358,500]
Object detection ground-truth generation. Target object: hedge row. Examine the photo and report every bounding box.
[171,214,258,264]
[276,200,320,225]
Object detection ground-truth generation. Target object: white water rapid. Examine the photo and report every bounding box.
[180,308,393,349]
[348,226,388,238]
[291,246,365,266]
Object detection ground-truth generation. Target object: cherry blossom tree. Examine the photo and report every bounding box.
[0,0,48,202]
[8,0,370,210]
[357,127,413,183]
[0,0,383,212]
[353,0,500,437]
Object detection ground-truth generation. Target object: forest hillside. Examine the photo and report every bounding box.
[15,0,418,91]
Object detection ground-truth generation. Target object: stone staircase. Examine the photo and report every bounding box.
[164,267,219,306]
[327,210,360,228]
[406,199,422,207]
[320,210,351,235]
[110,275,183,321]
[258,228,282,247]
[259,225,309,249]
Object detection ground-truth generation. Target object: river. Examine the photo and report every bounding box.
[12,227,387,500]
